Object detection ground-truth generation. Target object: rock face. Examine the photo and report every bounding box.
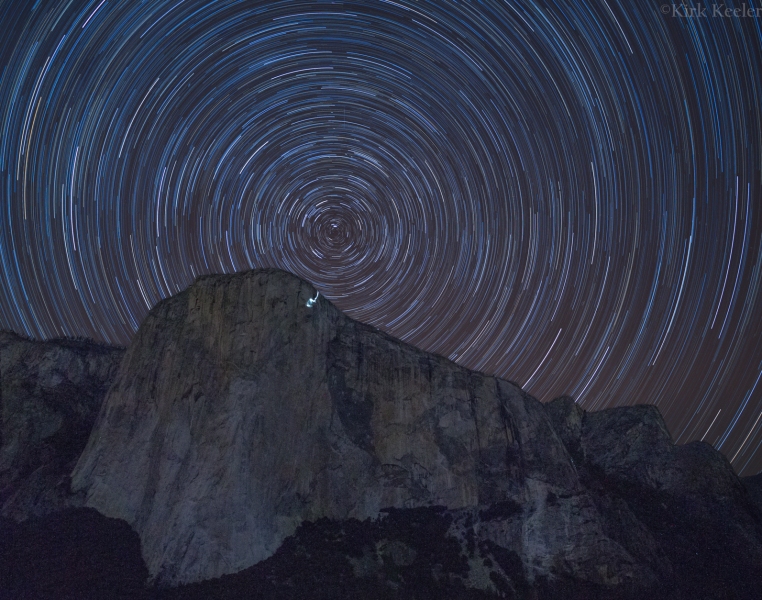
[0,331,124,520]
[546,397,762,599]
[69,269,762,595]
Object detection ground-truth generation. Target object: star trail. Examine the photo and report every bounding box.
[1,0,762,474]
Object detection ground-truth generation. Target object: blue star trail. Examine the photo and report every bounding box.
[1,0,762,475]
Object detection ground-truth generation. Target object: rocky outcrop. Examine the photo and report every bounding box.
[70,270,636,588]
[0,332,124,520]
[547,396,762,599]
[68,269,762,598]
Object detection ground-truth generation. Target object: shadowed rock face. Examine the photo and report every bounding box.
[547,396,762,600]
[62,269,762,596]
[0,332,124,520]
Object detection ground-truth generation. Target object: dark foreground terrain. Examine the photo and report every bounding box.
[3,474,762,600]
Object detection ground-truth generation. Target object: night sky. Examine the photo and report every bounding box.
[1,0,761,476]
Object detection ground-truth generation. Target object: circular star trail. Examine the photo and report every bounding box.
[1,0,762,474]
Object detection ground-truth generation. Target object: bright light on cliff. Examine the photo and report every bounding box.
[306,292,319,307]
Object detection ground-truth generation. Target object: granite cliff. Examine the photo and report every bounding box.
[0,331,123,520]
[2,268,762,599]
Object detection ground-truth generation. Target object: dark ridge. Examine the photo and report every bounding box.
[0,329,32,341]
[0,328,125,351]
